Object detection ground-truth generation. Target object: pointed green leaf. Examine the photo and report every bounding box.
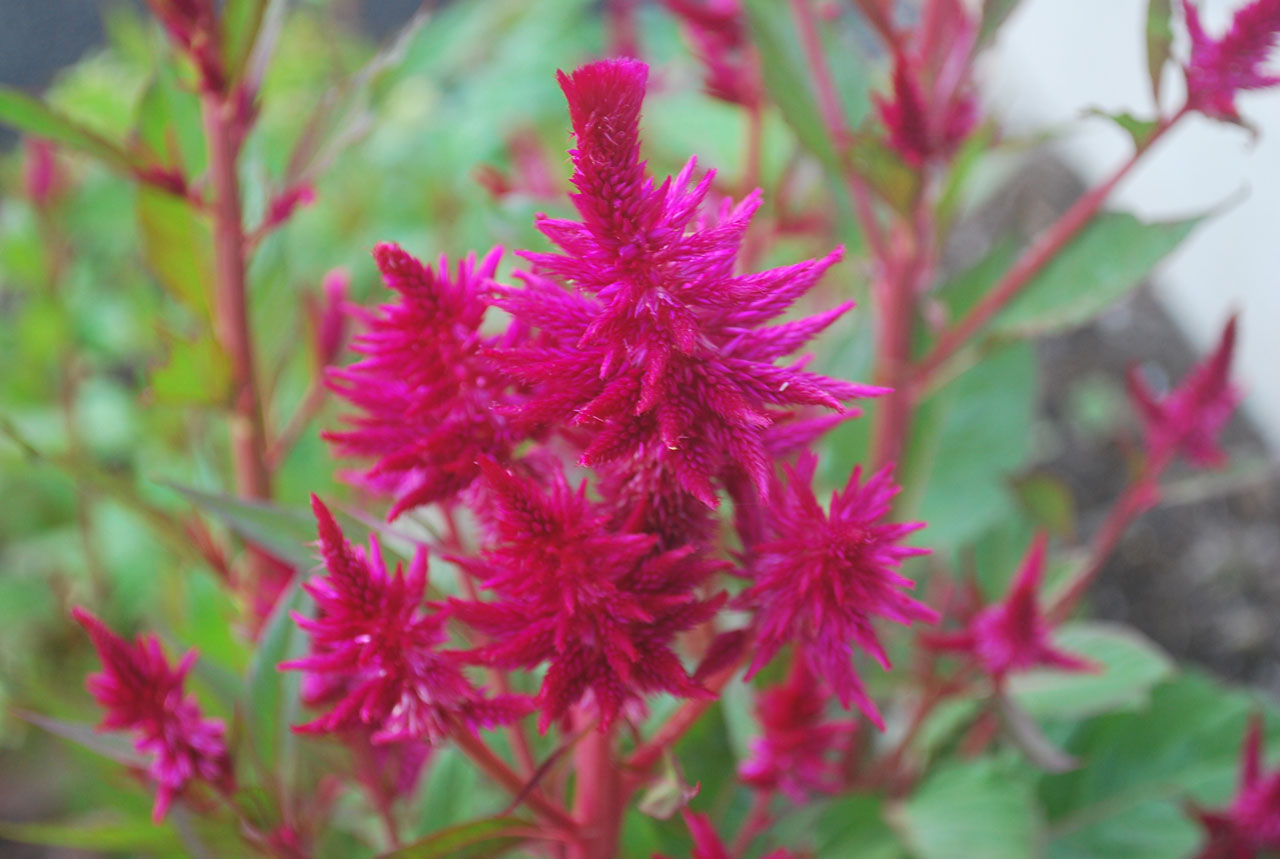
[0,87,135,173]
[893,760,1041,859]
[979,0,1027,47]
[381,815,535,858]
[0,817,182,852]
[1086,108,1161,150]
[150,332,232,406]
[17,711,147,768]
[246,578,308,794]
[136,186,214,318]
[161,482,314,569]
[1146,0,1174,106]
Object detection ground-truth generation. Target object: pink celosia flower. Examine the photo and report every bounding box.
[738,453,937,729]
[452,459,727,732]
[1127,315,1240,469]
[263,183,317,233]
[22,139,62,208]
[309,268,350,369]
[325,244,521,519]
[72,608,232,821]
[1183,0,1280,120]
[496,59,881,515]
[144,0,225,93]
[281,496,531,743]
[923,534,1093,684]
[1190,715,1280,858]
[662,0,760,107]
[739,663,854,802]
[654,810,797,859]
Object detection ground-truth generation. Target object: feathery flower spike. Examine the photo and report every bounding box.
[1190,715,1280,858]
[281,496,530,744]
[1127,315,1240,469]
[72,608,232,821]
[738,452,937,729]
[497,58,882,512]
[452,459,727,732]
[1183,0,1280,120]
[923,534,1093,684]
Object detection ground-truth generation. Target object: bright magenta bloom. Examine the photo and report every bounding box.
[326,244,519,520]
[1127,315,1239,468]
[739,664,853,801]
[662,0,759,106]
[739,453,936,729]
[1183,0,1280,119]
[924,534,1092,683]
[496,59,879,513]
[282,496,530,744]
[1192,715,1280,858]
[72,608,232,821]
[452,459,727,732]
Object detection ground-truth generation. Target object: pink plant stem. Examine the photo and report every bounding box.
[568,717,622,859]
[625,656,743,774]
[730,790,774,856]
[913,108,1189,390]
[266,378,327,469]
[452,727,579,833]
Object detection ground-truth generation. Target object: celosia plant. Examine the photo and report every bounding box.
[1,0,1279,857]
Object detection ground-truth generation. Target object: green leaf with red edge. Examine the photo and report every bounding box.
[0,87,137,173]
[136,186,214,319]
[380,815,536,858]
[160,482,315,569]
[1146,0,1175,106]
[0,817,183,853]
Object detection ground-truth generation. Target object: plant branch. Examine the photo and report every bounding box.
[451,727,578,835]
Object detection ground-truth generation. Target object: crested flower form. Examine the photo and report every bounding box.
[326,244,521,520]
[1183,0,1280,120]
[281,496,531,744]
[662,0,759,106]
[923,534,1093,684]
[1127,315,1240,469]
[1190,715,1280,858]
[738,453,937,729]
[739,663,854,802]
[72,608,232,821]
[874,0,978,166]
[452,459,727,732]
[654,810,797,859]
[495,58,881,514]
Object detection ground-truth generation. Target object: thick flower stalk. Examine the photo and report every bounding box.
[738,452,937,728]
[452,459,727,731]
[1183,0,1280,120]
[495,58,881,529]
[1191,715,1280,858]
[325,245,520,520]
[72,608,233,821]
[282,496,531,743]
[924,534,1093,685]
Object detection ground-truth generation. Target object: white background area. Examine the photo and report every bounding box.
[982,0,1280,449]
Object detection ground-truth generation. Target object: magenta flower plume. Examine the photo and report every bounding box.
[325,244,520,520]
[72,608,232,821]
[1191,715,1280,858]
[495,58,881,514]
[1127,315,1240,469]
[876,50,977,167]
[452,459,727,732]
[1183,0,1280,120]
[654,810,797,859]
[738,453,936,729]
[739,664,854,802]
[662,0,759,107]
[923,534,1093,684]
[282,496,531,744]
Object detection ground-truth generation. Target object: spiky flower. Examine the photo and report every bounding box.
[1183,0,1280,120]
[452,459,727,732]
[72,608,232,821]
[738,453,936,729]
[1191,715,1280,858]
[1127,315,1240,469]
[495,58,880,516]
[739,664,854,802]
[326,245,521,520]
[662,0,759,106]
[923,534,1093,684]
[282,496,530,744]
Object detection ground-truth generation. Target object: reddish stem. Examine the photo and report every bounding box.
[568,718,622,859]
[730,790,774,856]
[452,727,578,834]
[626,656,743,774]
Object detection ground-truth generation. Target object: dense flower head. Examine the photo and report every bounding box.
[496,58,881,514]
[1183,0,1280,120]
[662,0,759,106]
[738,453,937,729]
[739,663,854,802]
[325,245,520,520]
[1192,715,1280,858]
[1127,315,1240,469]
[923,534,1093,683]
[281,496,530,744]
[72,608,232,821]
[451,459,727,732]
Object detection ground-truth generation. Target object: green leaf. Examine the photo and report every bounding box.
[381,815,534,858]
[979,0,1027,47]
[994,212,1201,337]
[136,186,214,318]
[150,332,232,406]
[224,0,269,83]
[893,759,1041,859]
[1011,472,1077,539]
[0,817,182,853]
[17,711,147,768]
[0,86,136,173]
[1146,0,1174,106]
[161,482,315,568]
[816,795,904,857]
[245,578,308,796]
[1085,108,1161,150]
